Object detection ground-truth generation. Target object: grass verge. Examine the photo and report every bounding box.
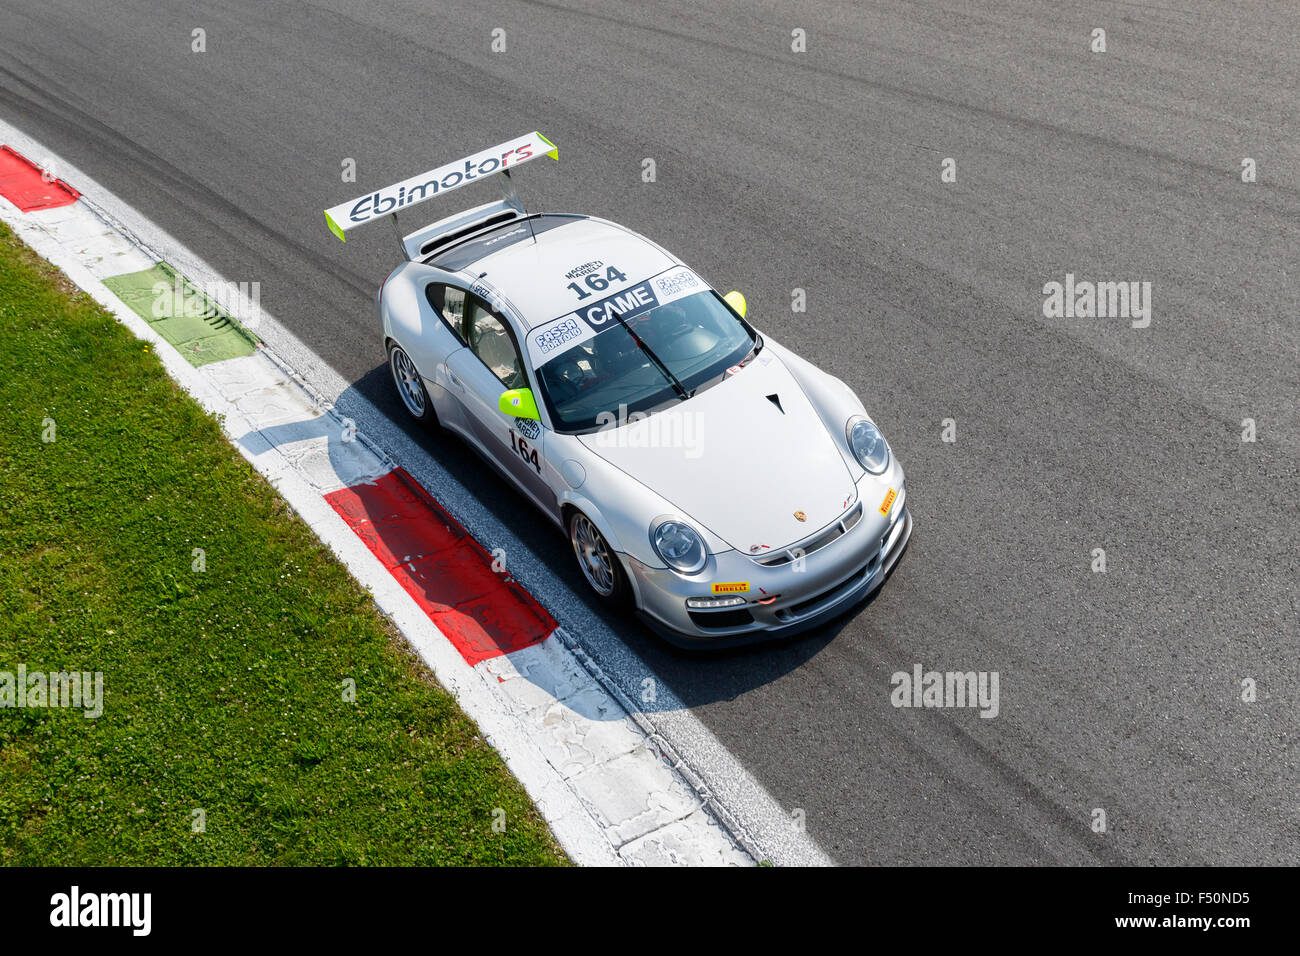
[0,222,568,865]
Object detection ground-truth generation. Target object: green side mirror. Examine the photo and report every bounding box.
[724,290,747,318]
[499,387,540,421]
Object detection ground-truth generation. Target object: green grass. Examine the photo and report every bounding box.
[0,223,568,865]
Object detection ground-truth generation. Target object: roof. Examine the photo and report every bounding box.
[444,216,679,329]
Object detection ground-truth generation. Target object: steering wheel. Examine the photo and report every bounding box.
[546,357,593,401]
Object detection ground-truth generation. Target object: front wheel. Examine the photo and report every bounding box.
[568,510,630,606]
[387,342,438,428]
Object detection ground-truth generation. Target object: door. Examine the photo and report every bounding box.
[444,293,556,515]
[423,282,472,434]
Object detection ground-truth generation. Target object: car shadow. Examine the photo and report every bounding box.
[236,362,909,719]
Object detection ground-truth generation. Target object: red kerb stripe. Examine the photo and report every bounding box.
[0,146,80,211]
[324,468,556,665]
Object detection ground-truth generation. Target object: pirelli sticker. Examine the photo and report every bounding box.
[711,582,750,595]
[878,488,898,516]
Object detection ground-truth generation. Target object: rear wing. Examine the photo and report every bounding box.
[323,131,557,257]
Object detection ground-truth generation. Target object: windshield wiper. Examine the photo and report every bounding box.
[607,308,689,400]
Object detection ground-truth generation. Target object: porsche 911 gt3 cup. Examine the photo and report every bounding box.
[325,132,911,646]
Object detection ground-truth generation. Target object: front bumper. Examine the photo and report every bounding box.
[625,480,912,649]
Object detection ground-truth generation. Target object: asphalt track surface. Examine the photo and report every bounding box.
[3,0,1297,864]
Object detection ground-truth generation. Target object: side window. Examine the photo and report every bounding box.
[466,297,526,390]
[427,284,467,342]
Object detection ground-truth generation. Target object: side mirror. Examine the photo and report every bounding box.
[499,387,540,421]
[723,290,747,318]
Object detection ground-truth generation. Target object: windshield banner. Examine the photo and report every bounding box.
[526,266,704,367]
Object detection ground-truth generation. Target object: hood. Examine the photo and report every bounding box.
[578,353,857,554]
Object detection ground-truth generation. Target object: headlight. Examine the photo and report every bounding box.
[847,416,890,474]
[650,517,708,574]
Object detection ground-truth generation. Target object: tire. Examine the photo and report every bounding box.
[387,342,438,428]
[568,509,630,606]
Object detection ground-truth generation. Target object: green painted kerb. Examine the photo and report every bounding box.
[102,262,259,367]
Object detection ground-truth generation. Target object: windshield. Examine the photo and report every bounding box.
[534,287,756,433]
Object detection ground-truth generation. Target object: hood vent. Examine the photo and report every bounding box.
[766,393,784,414]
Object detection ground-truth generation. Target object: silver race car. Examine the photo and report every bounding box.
[326,133,911,646]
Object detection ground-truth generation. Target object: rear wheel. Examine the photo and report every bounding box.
[387,342,438,428]
[568,510,630,606]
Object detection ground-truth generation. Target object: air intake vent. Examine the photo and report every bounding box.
[420,211,519,257]
[401,198,525,261]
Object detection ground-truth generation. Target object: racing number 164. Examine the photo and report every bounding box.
[509,431,542,475]
[566,265,628,300]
